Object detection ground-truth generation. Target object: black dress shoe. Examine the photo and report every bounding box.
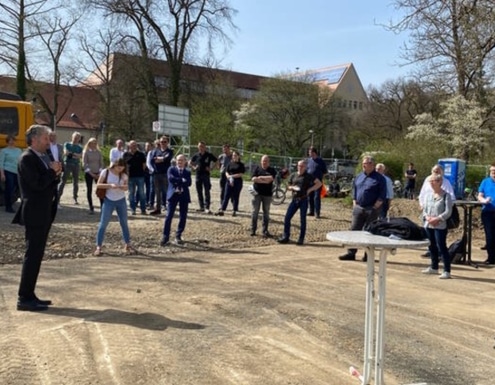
[160,239,170,247]
[262,231,273,238]
[277,237,289,244]
[483,259,495,265]
[17,299,49,312]
[35,296,52,306]
[339,253,356,261]
[296,240,304,246]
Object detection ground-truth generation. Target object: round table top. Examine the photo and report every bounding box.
[326,231,430,248]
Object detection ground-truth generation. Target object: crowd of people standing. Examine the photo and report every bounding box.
[6,126,495,312]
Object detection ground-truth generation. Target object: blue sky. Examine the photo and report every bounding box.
[216,0,410,89]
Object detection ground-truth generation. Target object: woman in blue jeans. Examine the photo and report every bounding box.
[94,158,136,256]
[422,173,453,279]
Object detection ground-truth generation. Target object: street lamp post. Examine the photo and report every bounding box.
[309,130,314,146]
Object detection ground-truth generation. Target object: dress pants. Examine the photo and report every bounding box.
[18,223,51,300]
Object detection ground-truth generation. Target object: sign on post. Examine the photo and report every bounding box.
[152,121,161,132]
[157,104,189,137]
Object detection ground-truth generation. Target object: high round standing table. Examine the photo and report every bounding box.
[326,231,429,385]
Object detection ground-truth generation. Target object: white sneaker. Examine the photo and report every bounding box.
[439,271,451,279]
[421,267,439,274]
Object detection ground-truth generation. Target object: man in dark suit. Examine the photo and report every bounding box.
[160,154,192,246]
[13,125,62,311]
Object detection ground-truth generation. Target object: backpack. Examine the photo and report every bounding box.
[448,238,465,264]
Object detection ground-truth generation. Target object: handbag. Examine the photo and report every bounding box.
[95,169,109,200]
[443,194,460,229]
[447,205,460,229]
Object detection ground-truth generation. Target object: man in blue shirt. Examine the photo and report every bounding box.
[477,164,495,265]
[306,146,327,218]
[339,155,387,261]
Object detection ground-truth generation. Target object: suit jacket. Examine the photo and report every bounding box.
[167,166,192,202]
[12,148,59,227]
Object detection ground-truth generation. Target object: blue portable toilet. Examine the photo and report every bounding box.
[438,158,466,199]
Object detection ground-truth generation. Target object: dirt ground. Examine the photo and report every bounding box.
[1,181,494,385]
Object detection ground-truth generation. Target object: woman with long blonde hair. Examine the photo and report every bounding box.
[82,137,104,214]
[94,158,136,255]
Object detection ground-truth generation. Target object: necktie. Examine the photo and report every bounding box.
[41,153,51,168]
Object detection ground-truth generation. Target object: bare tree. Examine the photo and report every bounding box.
[84,0,237,106]
[29,11,81,128]
[362,78,440,141]
[0,0,58,99]
[387,0,495,101]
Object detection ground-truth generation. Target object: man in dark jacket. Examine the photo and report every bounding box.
[13,125,62,311]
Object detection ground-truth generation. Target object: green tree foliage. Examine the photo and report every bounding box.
[234,75,339,157]
[187,74,241,146]
[406,94,488,161]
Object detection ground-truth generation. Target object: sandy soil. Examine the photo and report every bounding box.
[0,181,494,385]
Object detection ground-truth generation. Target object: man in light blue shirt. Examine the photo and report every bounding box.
[375,163,394,219]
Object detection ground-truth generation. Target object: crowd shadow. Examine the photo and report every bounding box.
[46,307,206,331]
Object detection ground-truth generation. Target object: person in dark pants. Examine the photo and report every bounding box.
[375,163,394,219]
[306,146,327,218]
[477,163,495,265]
[161,154,192,246]
[404,162,417,199]
[12,125,62,311]
[339,155,386,261]
[0,134,22,213]
[124,140,147,215]
[189,141,217,214]
[215,151,245,216]
[277,159,322,246]
[421,173,453,279]
[250,155,277,237]
[149,136,173,215]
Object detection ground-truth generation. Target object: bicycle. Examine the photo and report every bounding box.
[463,183,479,201]
[272,168,289,205]
[338,175,354,197]
[393,180,403,199]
